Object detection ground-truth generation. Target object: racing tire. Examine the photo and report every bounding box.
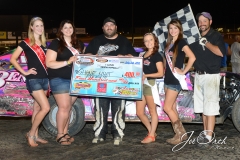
[42,95,86,136]
[232,98,240,132]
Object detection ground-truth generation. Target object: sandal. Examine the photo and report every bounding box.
[148,132,157,137]
[63,133,74,143]
[56,134,71,146]
[25,132,38,147]
[35,136,48,144]
[141,135,155,144]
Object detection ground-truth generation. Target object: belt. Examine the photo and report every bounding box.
[195,70,208,75]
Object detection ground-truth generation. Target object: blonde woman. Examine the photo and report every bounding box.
[10,17,50,147]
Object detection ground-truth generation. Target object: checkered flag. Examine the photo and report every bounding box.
[153,4,200,55]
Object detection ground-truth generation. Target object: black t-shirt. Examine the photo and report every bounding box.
[84,34,137,56]
[190,28,226,73]
[164,39,187,85]
[19,41,48,79]
[142,52,163,79]
[47,39,84,79]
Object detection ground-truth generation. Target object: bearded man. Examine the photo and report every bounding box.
[189,12,226,148]
[84,17,137,145]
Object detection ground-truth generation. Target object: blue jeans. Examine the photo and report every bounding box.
[164,84,182,92]
[26,78,49,94]
[49,77,70,94]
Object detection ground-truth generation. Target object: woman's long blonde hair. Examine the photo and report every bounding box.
[28,17,46,47]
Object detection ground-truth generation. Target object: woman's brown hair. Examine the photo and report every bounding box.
[142,32,159,56]
[164,19,183,69]
[56,20,82,53]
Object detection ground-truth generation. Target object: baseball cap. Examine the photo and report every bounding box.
[103,17,116,25]
[196,12,212,20]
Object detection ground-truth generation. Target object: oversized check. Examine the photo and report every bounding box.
[70,55,143,100]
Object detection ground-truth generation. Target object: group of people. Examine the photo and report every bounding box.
[129,11,225,147]
[10,11,226,147]
[10,18,84,146]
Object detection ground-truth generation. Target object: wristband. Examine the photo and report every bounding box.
[63,61,68,66]
[67,60,71,65]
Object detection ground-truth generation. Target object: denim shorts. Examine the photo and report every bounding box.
[164,83,182,92]
[26,78,49,94]
[49,77,70,94]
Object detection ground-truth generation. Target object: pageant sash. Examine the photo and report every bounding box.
[139,52,160,105]
[165,46,190,90]
[24,38,50,97]
[143,77,161,106]
[66,41,80,55]
[23,38,47,75]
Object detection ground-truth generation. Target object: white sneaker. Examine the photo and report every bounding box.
[92,137,104,143]
[113,137,122,145]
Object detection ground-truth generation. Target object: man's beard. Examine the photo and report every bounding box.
[103,29,117,38]
[200,25,210,32]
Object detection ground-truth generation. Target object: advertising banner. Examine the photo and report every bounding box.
[0,31,6,39]
[22,32,27,39]
[7,32,21,39]
[75,28,86,34]
[70,55,143,100]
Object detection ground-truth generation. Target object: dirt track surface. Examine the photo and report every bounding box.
[0,117,240,160]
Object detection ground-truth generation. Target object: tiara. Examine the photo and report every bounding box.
[31,17,42,21]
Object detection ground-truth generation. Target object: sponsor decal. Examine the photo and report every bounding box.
[76,57,94,65]
[97,83,107,93]
[108,59,120,63]
[0,71,26,88]
[112,86,139,96]
[96,58,108,63]
[125,61,141,65]
[74,82,91,89]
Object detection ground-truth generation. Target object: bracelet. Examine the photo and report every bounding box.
[67,60,71,65]
[63,61,68,66]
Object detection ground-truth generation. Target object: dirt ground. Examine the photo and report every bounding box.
[0,117,240,160]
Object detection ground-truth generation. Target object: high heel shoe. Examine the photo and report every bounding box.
[25,132,38,147]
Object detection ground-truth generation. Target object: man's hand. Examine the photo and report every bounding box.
[199,37,208,46]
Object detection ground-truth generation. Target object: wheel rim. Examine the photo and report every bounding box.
[49,104,77,128]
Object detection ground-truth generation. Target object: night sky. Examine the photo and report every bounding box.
[1,0,240,35]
